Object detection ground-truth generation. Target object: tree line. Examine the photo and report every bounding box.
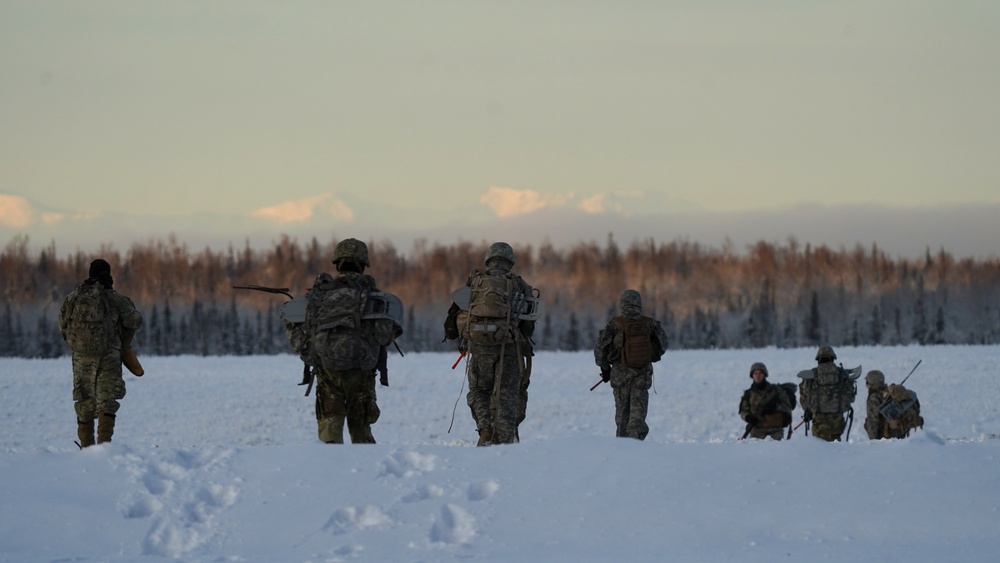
[3,232,1000,359]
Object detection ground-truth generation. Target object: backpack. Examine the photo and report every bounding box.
[612,316,654,368]
[802,364,857,414]
[305,273,378,371]
[461,271,519,345]
[64,283,117,356]
[879,384,923,436]
[778,382,798,411]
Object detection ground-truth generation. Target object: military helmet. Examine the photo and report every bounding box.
[618,289,643,315]
[865,370,885,387]
[815,345,837,362]
[749,361,769,378]
[485,241,515,266]
[332,238,370,268]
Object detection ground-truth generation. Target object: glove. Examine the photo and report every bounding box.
[803,410,814,422]
[601,367,611,382]
[744,414,760,426]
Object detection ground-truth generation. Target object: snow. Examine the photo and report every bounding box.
[2,345,999,562]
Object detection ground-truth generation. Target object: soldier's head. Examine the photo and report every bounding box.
[87,258,113,288]
[865,370,886,389]
[815,345,837,364]
[618,289,643,317]
[485,242,515,271]
[749,361,768,382]
[332,238,370,273]
[89,259,111,278]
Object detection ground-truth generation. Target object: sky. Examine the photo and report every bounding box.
[2,2,999,258]
[2,345,999,561]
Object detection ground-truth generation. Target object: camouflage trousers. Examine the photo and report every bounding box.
[467,346,522,444]
[72,351,126,421]
[314,368,379,444]
[611,373,650,440]
[811,412,847,442]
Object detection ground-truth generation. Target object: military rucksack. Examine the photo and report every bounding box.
[305,273,378,371]
[879,384,923,436]
[778,382,798,411]
[612,316,655,368]
[460,271,519,345]
[799,363,859,414]
[64,283,117,356]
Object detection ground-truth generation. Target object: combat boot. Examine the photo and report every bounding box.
[97,412,116,444]
[76,419,95,448]
[476,427,493,447]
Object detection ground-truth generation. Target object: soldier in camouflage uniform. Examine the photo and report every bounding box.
[798,345,858,442]
[864,370,923,440]
[593,290,668,441]
[739,362,793,440]
[58,259,143,447]
[285,239,399,444]
[444,242,535,446]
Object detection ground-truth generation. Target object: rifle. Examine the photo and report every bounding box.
[740,422,754,440]
[232,284,294,299]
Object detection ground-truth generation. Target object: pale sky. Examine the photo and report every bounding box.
[2,2,999,258]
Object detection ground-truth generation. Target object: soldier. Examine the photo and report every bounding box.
[798,345,860,442]
[444,242,536,446]
[738,362,793,440]
[284,238,401,444]
[593,289,668,440]
[58,259,143,447]
[864,370,923,440]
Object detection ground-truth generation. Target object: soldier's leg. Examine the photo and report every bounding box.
[467,353,496,443]
[72,355,98,447]
[491,352,522,444]
[94,354,125,444]
[612,384,630,437]
[625,383,649,440]
[344,370,377,444]
[314,376,346,444]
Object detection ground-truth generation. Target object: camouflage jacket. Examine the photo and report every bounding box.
[739,381,793,428]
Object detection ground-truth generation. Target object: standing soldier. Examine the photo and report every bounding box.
[739,362,794,440]
[59,259,143,447]
[284,238,402,444]
[593,289,668,441]
[444,242,537,446]
[864,369,924,440]
[797,345,861,442]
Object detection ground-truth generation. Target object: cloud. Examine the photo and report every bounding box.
[0,194,35,228]
[480,186,575,218]
[250,194,354,224]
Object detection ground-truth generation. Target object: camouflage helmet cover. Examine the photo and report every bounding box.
[485,241,515,266]
[618,289,643,315]
[749,361,769,378]
[865,370,886,387]
[332,238,370,268]
[815,345,837,362]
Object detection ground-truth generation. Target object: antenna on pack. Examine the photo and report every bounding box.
[900,359,922,386]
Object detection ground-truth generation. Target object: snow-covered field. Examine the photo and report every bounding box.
[2,345,999,562]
